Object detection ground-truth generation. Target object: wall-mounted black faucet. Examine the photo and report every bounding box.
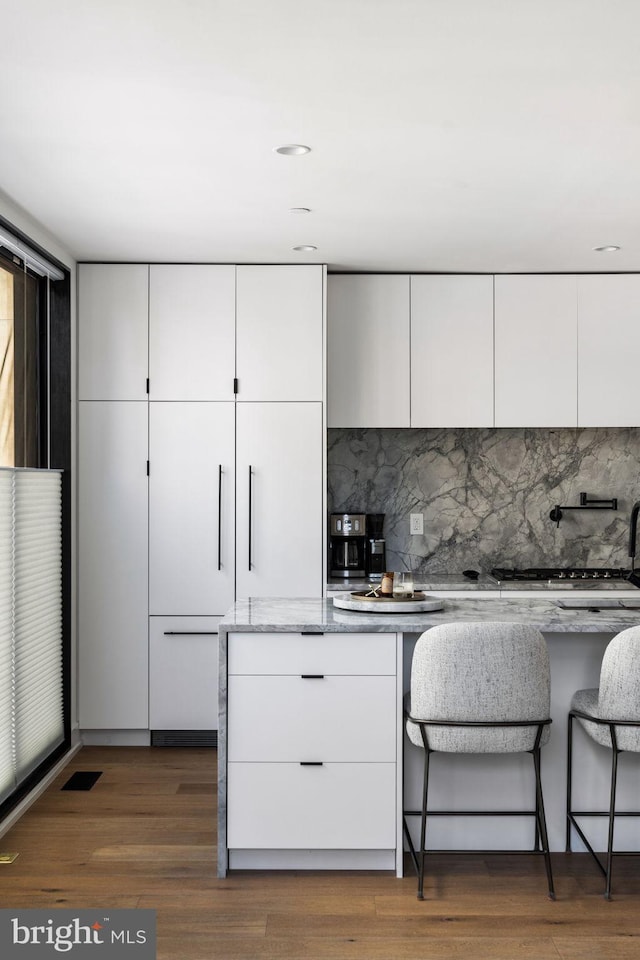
[549,492,618,528]
[627,501,640,588]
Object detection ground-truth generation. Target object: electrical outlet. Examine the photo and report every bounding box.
[410,513,424,535]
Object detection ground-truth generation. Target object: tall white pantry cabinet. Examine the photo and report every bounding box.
[78,263,326,741]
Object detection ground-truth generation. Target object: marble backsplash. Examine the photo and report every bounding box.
[327,427,640,575]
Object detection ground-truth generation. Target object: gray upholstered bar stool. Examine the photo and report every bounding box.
[567,624,640,899]
[404,621,554,900]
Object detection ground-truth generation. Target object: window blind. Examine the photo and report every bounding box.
[0,471,14,804]
[0,468,63,799]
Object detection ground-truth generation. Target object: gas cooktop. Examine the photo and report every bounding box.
[490,567,632,583]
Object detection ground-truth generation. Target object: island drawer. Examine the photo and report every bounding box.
[227,761,396,849]
[228,675,396,762]
[228,631,396,675]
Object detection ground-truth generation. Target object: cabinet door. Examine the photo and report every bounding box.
[78,402,149,729]
[149,616,219,729]
[578,275,640,426]
[149,264,236,400]
[149,402,235,615]
[411,275,494,427]
[327,274,410,427]
[236,403,323,598]
[236,265,324,401]
[494,275,577,427]
[78,264,149,401]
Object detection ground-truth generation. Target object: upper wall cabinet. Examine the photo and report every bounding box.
[578,274,640,427]
[410,275,494,428]
[149,265,236,401]
[236,265,324,401]
[78,264,149,400]
[328,275,410,427]
[494,275,578,427]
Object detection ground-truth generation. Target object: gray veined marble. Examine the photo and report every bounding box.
[328,427,640,576]
[219,596,640,635]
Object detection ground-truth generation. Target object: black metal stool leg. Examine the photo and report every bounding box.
[417,739,431,900]
[605,729,619,901]
[532,746,555,900]
[566,712,574,853]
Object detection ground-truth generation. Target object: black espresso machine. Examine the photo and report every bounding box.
[329,513,386,579]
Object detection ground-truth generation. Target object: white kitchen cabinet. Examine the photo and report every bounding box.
[578,274,640,426]
[78,402,149,730]
[148,264,236,401]
[410,275,494,427]
[236,265,324,401]
[149,616,219,730]
[327,274,410,427]
[226,631,397,854]
[78,264,149,401]
[149,402,235,615]
[235,402,324,599]
[77,262,326,736]
[494,275,578,427]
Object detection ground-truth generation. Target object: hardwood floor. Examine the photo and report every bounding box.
[0,746,639,959]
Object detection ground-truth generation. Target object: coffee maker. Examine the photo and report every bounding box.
[366,513,386,579]
[329,513,367,578]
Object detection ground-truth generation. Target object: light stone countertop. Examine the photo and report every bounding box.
[326,575,638,593]
[219,595,640,635]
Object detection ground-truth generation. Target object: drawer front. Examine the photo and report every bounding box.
[228,675,396,761]
[227,762,396,849]
[149,615,220,729]
[228,632,396,675]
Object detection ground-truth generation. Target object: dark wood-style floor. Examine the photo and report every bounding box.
[0,747,639,959]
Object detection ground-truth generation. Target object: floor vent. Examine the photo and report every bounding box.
[151,730,218,748]
[61,771,102,791]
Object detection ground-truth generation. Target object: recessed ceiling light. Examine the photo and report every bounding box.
[275,144,311,156]
[293,245,317,252]
[289,207,311,214]
[593,245,621,252]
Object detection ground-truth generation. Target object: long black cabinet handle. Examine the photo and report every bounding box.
[300,674,325,679]
[217,464,222,571]
[301,631,324,636]
[248,465,252,571]
[299,761,324,766]
[162,631,219,636]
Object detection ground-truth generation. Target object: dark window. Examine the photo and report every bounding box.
[0,250,44,468]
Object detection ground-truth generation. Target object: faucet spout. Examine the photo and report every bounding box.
[627,501,640,587]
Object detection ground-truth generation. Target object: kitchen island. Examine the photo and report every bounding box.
[218,596,640,878]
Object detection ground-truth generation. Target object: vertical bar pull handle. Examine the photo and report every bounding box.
[217,464,222,571]
[248,465,253,571]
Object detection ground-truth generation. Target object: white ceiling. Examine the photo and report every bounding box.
[2,0,640,273]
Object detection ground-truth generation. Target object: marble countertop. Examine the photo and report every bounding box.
[327,575,499,592]
[219,595,640,634]
[326,575,638,592]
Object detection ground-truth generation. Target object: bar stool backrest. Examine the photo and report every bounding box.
[407,621,550,754]
[598,625,640,753]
